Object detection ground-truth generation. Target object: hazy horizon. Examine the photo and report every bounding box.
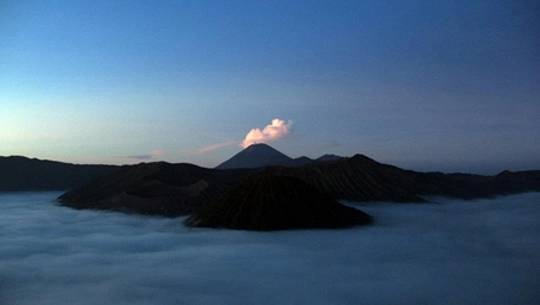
[2,142,539,175]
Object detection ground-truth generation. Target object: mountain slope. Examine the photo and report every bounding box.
[184,175,372,230]
[57,150,540,217]
[57,154,425,216]
[216,144,344,169]
[0,156,118,191]
[316,154,344,162]
[284,156,314,167]
[58,162,256,216]
[215,143,292,169]
[260,154,424,202]
[413,170,540,199]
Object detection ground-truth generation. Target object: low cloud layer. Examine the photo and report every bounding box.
[242,119,293,148]
[1,193,539,305]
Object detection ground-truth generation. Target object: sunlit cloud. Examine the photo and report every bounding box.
[184,118,293,155]
[241,119,293,148]
[184,141,236,155]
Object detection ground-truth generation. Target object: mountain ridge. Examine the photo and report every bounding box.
[216,143,291,169]
[184,175,373,230]
[0,155,118,191]
[3,146,539,219]
[215,143,344,169]
[56,145,540,217]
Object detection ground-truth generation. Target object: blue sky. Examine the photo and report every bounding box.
[1,0,539,173]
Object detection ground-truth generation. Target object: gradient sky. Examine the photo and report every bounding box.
[1,0,539,174]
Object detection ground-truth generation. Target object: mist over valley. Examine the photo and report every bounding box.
[2,192,539,305]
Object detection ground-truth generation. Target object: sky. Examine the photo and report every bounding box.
[1,0,539,174]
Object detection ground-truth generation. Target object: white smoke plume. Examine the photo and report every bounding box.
[241,119,293,148]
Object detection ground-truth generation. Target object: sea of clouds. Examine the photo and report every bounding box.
[1,192,539,305]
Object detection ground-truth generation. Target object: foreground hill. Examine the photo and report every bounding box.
[57,152,540,218]
[185,175,373,230]
[58,154,427,216]
[259,154,424,202]
[0,156,118,191]
[57,162,256,216]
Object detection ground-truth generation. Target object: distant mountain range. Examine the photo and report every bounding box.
[0,145,342,192]
[54,144,540,218]
[2,145,539,227]
[216,143,343,169]
[0,156,118,191]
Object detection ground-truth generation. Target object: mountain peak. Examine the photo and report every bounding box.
[315,154,344,162]
[216,143,292,169]
[184,175,373,230]
[243,143,278,152]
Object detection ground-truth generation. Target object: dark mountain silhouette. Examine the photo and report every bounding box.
[56,144,540,218]
[57,162,256,216]
[57,153,424,216]
[184,175,372,231]
[215,144,344,169]
[413,170,540,199]
[315,154,344,162]
[215,143,292,169]
[284,156,314,167]
[259,154,424,202]
[0,156,118,191]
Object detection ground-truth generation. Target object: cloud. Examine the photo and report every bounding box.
[122,150,164,161]
[1,192,539,305]
[184,141,236,155]
[241,119,293,148]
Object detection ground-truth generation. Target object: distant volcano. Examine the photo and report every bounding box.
[56,143,540,218]
[215,143,343,169]
[184,175,373,231]
[215,143,293,169]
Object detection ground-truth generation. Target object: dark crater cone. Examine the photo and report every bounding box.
[185,175,373,231]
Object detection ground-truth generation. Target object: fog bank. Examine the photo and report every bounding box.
[1,192,539,305]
